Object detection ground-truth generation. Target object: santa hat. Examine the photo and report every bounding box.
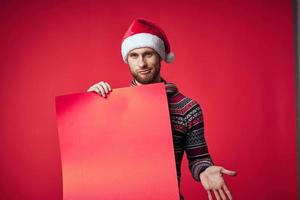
[121,18,175,64]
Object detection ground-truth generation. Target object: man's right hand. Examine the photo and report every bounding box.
[87,81,112,98]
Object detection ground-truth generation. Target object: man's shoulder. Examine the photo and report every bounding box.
[168,92,201,116]
[169,92,199,105]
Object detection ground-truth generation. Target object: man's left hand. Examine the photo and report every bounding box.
[200,166,237,200]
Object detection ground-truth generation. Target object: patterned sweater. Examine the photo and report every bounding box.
[167,90,214,186]
[131,79,213,188]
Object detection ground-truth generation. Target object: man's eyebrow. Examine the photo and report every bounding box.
[128,52,138,56]
[142,50,154,54]
[129,50,155,56]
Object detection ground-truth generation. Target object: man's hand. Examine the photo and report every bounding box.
[200,166,237,200]
[87,81,112,97]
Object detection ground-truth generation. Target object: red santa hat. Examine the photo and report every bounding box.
[121,18,175,64]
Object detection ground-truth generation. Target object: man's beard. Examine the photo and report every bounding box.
[131,65,161,84]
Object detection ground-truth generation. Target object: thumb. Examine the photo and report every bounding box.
[221,167,237,176]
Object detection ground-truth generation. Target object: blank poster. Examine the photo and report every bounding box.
[55,83,179,200]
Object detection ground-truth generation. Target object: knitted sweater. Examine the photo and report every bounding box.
[131,79,213,188]
[167,90,213,185]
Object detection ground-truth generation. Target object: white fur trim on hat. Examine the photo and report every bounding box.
[121,33,166,63]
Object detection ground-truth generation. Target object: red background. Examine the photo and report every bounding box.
[0,0,297,199]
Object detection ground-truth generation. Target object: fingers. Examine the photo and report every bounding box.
[100,81,109,93]
[105,82,112,91]
[87,81,112,97]
[222,184,233,200]
[213,190,221,200]
[221,168,237,176]
[87,87,94,92]
[208,187,233,200]
[98,85,106,97]
[218,188,227,200]
[207,190,213,200]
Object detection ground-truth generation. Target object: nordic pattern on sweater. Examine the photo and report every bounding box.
[167,91,213,184]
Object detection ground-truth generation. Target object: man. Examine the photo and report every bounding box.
[87,18,236,200]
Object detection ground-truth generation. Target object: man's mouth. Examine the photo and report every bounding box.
[139,69,151,75]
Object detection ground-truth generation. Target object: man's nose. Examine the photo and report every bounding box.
[138,57,147,68]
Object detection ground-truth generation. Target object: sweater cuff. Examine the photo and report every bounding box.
[191,161,214,182]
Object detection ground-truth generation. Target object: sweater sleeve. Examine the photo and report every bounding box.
[183,102,214,182]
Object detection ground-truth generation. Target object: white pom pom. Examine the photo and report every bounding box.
[165,52,175,63]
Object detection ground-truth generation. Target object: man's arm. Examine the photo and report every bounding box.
[183,102,214,181]
[184,101,237,200]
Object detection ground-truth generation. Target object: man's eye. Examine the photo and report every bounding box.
[130,54,138,58]
[145,52,153,57]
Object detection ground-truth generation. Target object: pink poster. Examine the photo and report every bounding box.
[55,83,179,200]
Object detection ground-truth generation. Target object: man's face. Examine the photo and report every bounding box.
[127,47,161,84]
